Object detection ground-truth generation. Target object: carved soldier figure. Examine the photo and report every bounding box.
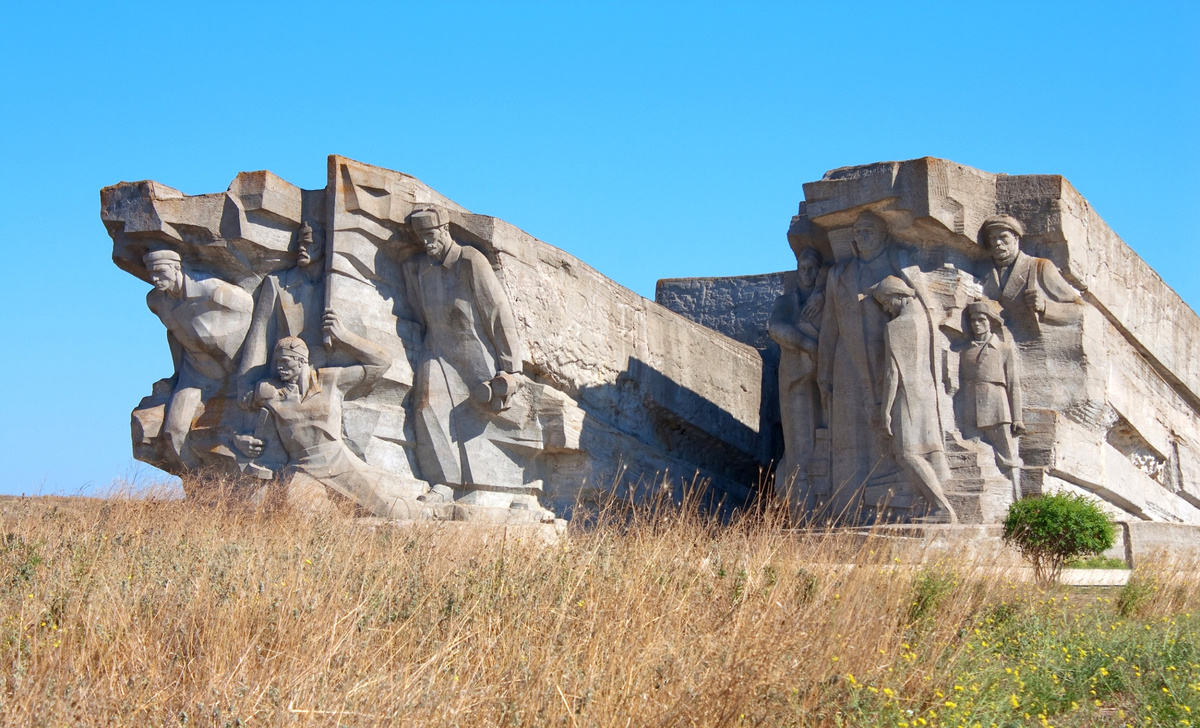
[768,247,824,516]
[978,215,1083,334]
[817,211,941,520]
[402,208,525,501]
[235,311,424,517]
[960,299,1025,500]
[238,221,326,392]
[874,277,957,523]
[143,248,254,467]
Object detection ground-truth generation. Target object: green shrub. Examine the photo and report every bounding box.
[1002,493,1115,585]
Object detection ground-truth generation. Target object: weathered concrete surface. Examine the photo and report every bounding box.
[656,272,789,466]
[1122,521,1200,568]
[102,156,763,519]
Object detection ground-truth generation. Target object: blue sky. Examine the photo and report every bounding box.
[1,1,1197,495]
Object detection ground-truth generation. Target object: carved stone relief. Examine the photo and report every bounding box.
[660,158,1200,526]
[103,156,765,522]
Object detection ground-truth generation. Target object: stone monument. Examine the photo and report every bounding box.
[659,157,1200,526]
[102,157,764,522]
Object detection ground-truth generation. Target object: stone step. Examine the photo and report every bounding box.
[949,465,984,479]
[947,482,1004,495]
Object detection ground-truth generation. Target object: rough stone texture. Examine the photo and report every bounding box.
[102,156,762,520]
[655,272,789,466]
[660,158,1200,526]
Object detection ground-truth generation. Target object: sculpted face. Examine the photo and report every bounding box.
[970,312,992,339]
[985,227,1021,268]
[796,257,819,289]
[853,215,887,261]
[297,235,323,267]
[148,262,183,297]
[276,354,307,384]
[418,227,453,262]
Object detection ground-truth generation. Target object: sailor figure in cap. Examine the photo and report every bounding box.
[874,275,957,523]
[978,214,1083,334]
[960,299,1025,500]
[235,311,424,517]
[142,248,254,468]
[402,207,525,500]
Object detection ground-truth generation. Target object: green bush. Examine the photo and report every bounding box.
[1002,493,1116,585]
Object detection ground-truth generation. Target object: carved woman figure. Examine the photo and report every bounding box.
[874,277,957,523]
[816,211,943,521]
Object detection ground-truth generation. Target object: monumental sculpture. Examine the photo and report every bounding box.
[102,157,764,522]
[234,311,426,518]
[106,156,1200,528]
[658,157,1200,526]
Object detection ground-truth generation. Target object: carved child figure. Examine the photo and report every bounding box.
[874,276,957,523]
[768,246,824,517]
[959,300,1025,500]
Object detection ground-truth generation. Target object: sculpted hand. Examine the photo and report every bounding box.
[880,412,893,438]
[234,434,265,458]
[323,309,351,346]
[1012,421,1027,437]
[1023,287,1046,314]
[800,292,824,322]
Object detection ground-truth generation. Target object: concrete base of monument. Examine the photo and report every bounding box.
[793,521,1200,571]
[357,517,568,546]
[380,486,558,525]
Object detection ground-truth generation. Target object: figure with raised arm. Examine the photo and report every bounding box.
[235,310,424,517]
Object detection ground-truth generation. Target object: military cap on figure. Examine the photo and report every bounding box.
[408,208,448,232]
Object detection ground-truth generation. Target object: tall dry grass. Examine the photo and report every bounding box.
[1,476,1197,726]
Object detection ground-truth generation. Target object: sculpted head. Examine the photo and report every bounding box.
[408,208,454,263]
[795,247,822,290]
[295,222,324,268]
[979,215,1025,268]
[872,275,915,317]
[852,211,889,261]
[143,249,184,297]
[966,300,1004,340]
[274,337,310,384]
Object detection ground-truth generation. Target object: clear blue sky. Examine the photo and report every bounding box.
[1,1,1196,495]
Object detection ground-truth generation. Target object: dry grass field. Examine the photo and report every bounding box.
[2,478,1198,727]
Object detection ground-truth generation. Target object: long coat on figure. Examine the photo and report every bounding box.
[403,242,523,488]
